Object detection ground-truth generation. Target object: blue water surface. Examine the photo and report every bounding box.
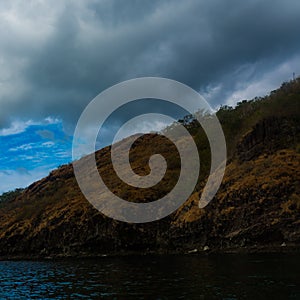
[0,254,299,299]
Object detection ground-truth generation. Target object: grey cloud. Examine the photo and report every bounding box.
[0,0,299,133]
[16,167,30,175]
[36,130,55,140]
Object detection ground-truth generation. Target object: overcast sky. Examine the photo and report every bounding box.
[0,0,300,193]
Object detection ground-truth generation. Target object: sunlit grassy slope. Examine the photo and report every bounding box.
[0,78,299,257]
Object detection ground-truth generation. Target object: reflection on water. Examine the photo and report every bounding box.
[0,254,299,299]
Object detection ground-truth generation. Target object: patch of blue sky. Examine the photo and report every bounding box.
[0,122,72,171]
[0,120,72,193]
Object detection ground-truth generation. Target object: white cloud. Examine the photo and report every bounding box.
[55,151,71,158]
[114,119,171,143]
[0,120,33,136]
[9,143,34,151]
[9,141,54,153]
[42,141,55,148]
[0,166,52,194]
[224,55,300,107]
[0,117,60,136]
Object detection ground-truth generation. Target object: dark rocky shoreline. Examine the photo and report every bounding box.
[1,244,299,262]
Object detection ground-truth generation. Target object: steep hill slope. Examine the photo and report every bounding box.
[0,79,299,258]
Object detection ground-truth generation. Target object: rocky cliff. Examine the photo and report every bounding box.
[0,79,299,258]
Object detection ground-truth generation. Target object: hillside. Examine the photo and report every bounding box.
[0,79,299,258]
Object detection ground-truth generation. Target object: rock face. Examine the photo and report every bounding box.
[237,117,298,161]
[0,79,299,258]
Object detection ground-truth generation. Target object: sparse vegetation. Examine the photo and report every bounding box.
[0,78,299,257]
[0,188,24,203]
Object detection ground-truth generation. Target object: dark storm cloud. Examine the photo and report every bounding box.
[0,0,300,132]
